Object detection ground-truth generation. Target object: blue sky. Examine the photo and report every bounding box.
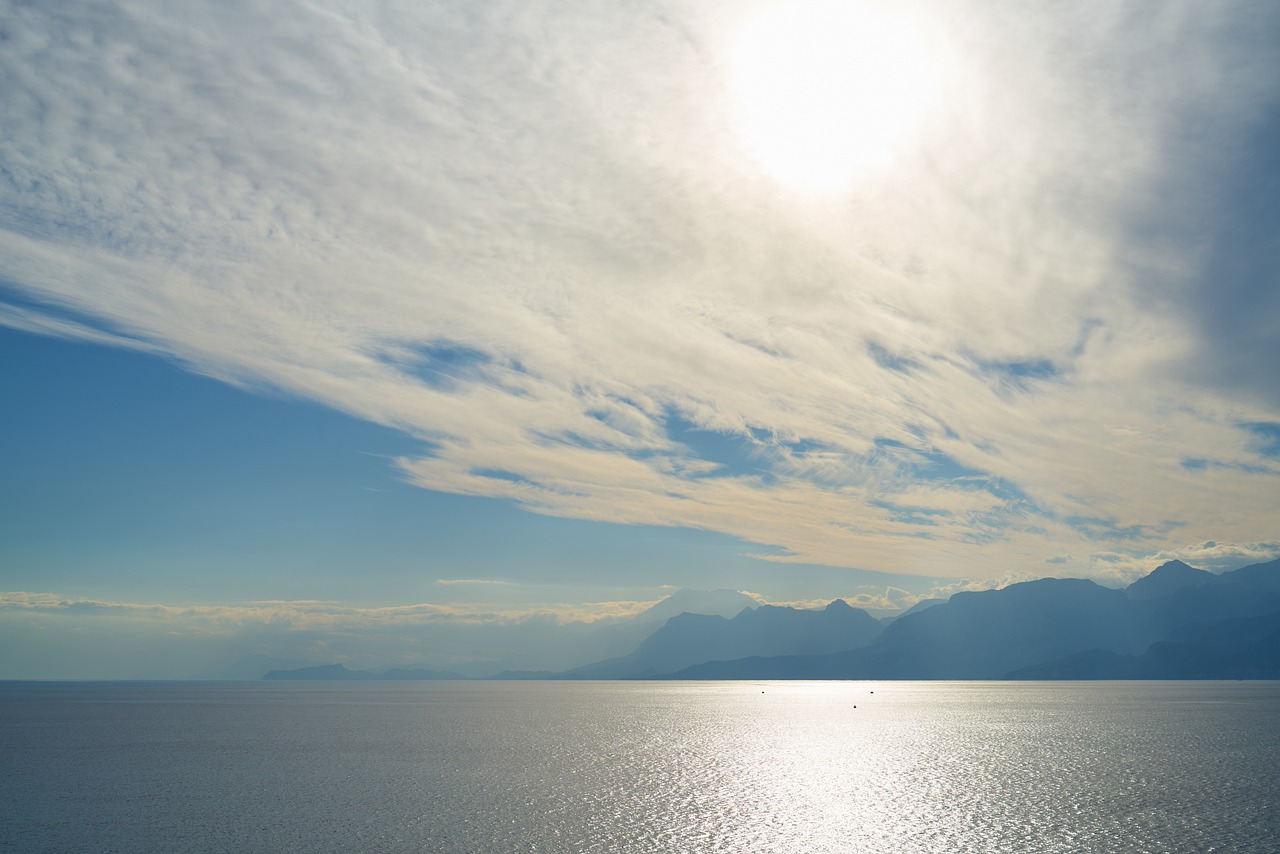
[2,322,905,606]
[2,0,1279,677]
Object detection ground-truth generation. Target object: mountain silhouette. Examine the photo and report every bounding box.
[1125,560,1212,599]
[257,559,1280,682]
[207,653,315,680]
[629,588,761,624]
[881,597,946,624]
[1009,610,1280,679]
[1216,556,1280,593]
[556,600,883,679]
[663,558,1280,680]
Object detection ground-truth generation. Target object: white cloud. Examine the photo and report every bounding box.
[435,578,516,587]
[1,0,1278,583]
[1083,540,1280,586]
[0,591,662,627]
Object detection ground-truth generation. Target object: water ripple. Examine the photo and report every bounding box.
[2,681,1278,853]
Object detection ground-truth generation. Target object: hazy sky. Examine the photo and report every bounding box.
[3,0,1279,676]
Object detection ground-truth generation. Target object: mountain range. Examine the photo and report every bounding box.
[259,557,1280,681]
[666,558,1280,680]
[551,599,884,679]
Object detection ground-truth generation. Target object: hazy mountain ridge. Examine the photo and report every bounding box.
[555,599,884,679]
[1009,610,1280,679]
[210,653,316,681]
[667,578,1152,680]
[264,597,885,681]
[257,558,1280,681]
[1124,560,1212,600]
[628,588,762,625]
[879,598,945,624]
[664,558,1280,680]
[452,589,763,677]
[248,588,759,680]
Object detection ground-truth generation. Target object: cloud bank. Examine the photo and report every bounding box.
[2,0,1279,581]
[0,590,672,678]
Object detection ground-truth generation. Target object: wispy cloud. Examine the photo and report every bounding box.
[2,0,1278,582]
[0,592,658,627]
[435,578,517,587]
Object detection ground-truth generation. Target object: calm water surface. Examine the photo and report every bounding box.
[2,680,1278,853]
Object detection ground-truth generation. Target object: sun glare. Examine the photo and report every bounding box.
[730,1,937,194]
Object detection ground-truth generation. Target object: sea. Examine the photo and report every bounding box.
[2,680,1277,853]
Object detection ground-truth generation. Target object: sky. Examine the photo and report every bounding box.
[2,0,1279,677]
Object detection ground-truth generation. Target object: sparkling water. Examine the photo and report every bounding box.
[2,680,1277,853]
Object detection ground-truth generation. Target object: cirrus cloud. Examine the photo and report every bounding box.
[2,0,1278,584]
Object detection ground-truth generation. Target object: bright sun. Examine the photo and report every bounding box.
[730,1,937,194]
